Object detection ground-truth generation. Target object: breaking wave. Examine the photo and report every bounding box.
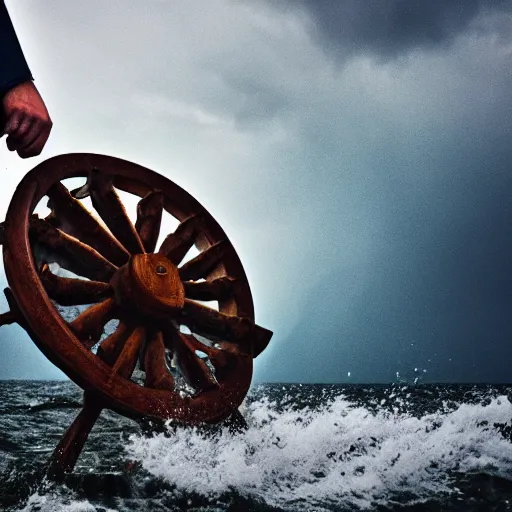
[125,390,512,511]
[4,383,512,511]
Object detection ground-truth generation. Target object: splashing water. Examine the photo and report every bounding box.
[2,382,512,511]
[126,390,512,511]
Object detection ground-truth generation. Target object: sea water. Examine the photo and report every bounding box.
[1,381,511,511]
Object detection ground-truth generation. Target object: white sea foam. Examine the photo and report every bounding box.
[126,393,512,510]
[18,492,117,512]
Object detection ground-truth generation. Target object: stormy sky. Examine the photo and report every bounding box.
[1,0,511,383]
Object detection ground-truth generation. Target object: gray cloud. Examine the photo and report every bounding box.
[259,0,512,60]
[254,24,512,382]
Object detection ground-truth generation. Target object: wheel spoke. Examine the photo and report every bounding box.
[177,331,229,370]
[40,263,112,306]
[96,322,130,366]
[181,299,273,355]
[144,330,175,390]
[82,169,145,255]
[30,217,117,282]
[167,326,218,391]
[69,298,117,349]
[135,191,164,253]
[46,182,130,266]
[47,325,140,480]
[110,326,145,379]
[183,276,237,301]
[3,288,27,330]
[158,214,199,264]
[181,299,252,341]
[47,396,103,481]
[178,241,226,281]
[0,311,18,327]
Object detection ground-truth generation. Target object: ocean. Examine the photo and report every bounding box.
[0,381,511,511]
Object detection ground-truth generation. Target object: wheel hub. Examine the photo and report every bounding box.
[110,253,185,319]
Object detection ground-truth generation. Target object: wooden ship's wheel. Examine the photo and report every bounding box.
[0,153,272,478]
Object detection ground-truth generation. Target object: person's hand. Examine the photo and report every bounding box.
[1,80,52,158]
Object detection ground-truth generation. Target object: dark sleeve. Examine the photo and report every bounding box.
[0,1,33,96]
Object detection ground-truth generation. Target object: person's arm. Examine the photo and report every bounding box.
[0,1,52,158]
[0,0,32,94]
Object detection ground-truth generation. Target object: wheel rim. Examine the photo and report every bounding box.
[3,153,272,423]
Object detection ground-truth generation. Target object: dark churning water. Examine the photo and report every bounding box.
[1,381,512,511]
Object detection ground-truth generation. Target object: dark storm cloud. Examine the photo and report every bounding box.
[266,0,511,59]
[258,96,512,384]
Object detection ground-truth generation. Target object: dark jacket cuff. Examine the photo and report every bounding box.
[0,2,33,96]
